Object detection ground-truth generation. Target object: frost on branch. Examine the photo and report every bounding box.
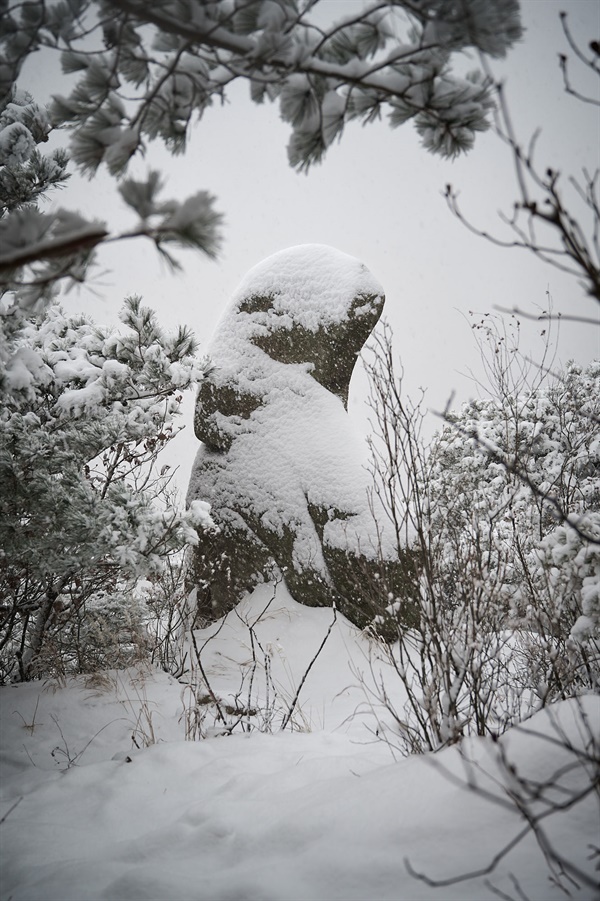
[187,244,401,628]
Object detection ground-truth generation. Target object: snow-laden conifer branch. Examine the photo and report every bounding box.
[0,87,223,307]
[2,0,523,172]
[0,1,524,298]
[0,175,223,304]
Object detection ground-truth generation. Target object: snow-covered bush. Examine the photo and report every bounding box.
[0,295,214,681]
[364,322,599,753]
[31,587,151,678]
[428,354,599,709]
[431,349,599,615]
[143,552,191,677]
[0,87,217,681]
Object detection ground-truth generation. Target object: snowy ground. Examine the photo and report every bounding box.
[1,583,598,901]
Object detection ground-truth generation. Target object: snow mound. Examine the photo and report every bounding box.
[1,585,597,901]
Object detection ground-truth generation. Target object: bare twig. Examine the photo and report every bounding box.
[0,797,23,826]
[189,624,228,725]
[280,604,337,732]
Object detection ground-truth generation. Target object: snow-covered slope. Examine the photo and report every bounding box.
[1,583,598,901]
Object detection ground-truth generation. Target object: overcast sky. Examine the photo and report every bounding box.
[20,0,600,492]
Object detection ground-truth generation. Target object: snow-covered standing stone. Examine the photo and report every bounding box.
[187,244,396,626]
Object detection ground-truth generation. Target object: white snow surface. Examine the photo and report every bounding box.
[224,243,384,334]
[1,582,598,901]
[188,244,393,565]
[190,363,385,564]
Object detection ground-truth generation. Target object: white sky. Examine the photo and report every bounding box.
[19,0,600,491]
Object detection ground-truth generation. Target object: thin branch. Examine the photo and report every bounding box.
[0,796,23,825]
[494,306,600,326]
[280,604,337,731]
[405,824,532,888]
[189,621,227,725]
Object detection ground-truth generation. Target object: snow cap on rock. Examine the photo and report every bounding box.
[204,243,385,414]
[228,242,385,331]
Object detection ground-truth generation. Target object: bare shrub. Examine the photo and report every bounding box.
[362,319,599,756]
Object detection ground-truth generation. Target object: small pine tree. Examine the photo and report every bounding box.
[0,97,215,680]
[0,294,215,680]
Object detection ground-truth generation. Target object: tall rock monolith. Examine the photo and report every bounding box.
[187,244,403,627]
